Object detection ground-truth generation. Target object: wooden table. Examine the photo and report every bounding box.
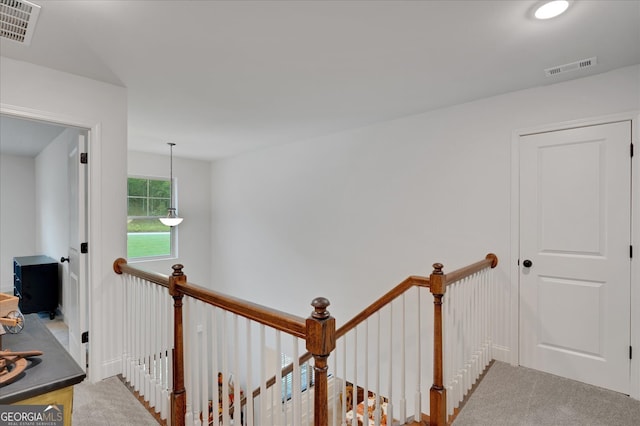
[0,314,86,426]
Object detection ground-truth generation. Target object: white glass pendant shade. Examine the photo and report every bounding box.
[159,142,183,227]
[159,208,183,227]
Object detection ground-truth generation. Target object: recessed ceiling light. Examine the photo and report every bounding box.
[535,0,570,20]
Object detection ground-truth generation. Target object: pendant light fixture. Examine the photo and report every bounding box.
[159,142,183,227]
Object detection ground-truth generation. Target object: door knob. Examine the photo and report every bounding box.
[522,259,533,268]
[60,257,69,263]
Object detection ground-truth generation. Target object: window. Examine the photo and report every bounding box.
[281,353,313,401]
[127,176,176,259]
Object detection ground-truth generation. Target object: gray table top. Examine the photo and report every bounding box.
[0,314,86,403]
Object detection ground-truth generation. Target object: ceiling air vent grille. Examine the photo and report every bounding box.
[544,57,598,77]
[0,0,41,45]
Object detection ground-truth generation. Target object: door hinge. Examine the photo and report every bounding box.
[630,346,633,360]
[631,142,634,158]
[631,245,634,259]
[80,152,88,164]
[82,331,89,344]
[81,242,88,254]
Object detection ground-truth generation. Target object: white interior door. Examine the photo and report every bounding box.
[519,121,632,394]
[67,132,88,371]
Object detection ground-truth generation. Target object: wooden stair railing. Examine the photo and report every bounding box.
[251,275,431,390]
[114,258,335,426]
[114,252,498,426]
[434,253,498,425]
[248,253,498,425]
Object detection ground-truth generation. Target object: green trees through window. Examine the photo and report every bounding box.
[127,177,174,259]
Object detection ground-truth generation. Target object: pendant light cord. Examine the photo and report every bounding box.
[168,142,175,209]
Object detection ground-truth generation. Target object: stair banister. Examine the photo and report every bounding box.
[430,253,499,425]
[114,253,498,426]
[429,263,446,426]
[168,264,187,426]
[306,297,336,426]
[114,257,336,426]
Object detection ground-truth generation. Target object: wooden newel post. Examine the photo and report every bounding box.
[169,264,187,426]
[306,297,336,426]
[429,263,447,426]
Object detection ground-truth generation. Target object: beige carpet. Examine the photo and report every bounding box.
[453,361,640,425]
[72,376,159,425]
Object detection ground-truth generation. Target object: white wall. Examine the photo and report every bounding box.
[0,154,36,293]
[210,65,640,357]
[127,151,212,284]
[0,57,127,381]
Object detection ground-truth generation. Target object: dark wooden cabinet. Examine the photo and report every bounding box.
[13,255,59,319]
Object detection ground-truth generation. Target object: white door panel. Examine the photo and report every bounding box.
[519,121,631,394]
[67,133,88,371]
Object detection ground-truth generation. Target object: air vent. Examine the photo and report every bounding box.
[544,57,598,77]
[0,0,41,45]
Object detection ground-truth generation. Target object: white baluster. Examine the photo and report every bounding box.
[260,324,267,426]
[184,298,193,425]
[140,280,146,398]
[463,277,471,394]
[154,285,161,411]
[351,328,358,426]
[449,282,458,412]
[386,303,393,426]
[341,334,347,426]
[167,289,174,420]
[201,302,209,426]
[211,308,220,426]
[134,278,141,392]
[444,289,451,417]
[399,293,406,423]
[482,269,489,368]
[454,280,463,408]
[374,312,380,426]
[161,288,169,421]
[233,314,240,426]
[471,274,478,382]
[140,278,146,392]
[306,358,312,426]
[491,268,496,353]
[363,320,368,426]
[122,275,129,379]
[415,287,421,423]
[194,300,203,426]
[145,281,151,402]
[149,284,157,409]
[330,350,337,426]
[275,330,283,426]
[245,318,254,426]
[159,290,166,420]
[292,337,301,426]
[221,311,230,426]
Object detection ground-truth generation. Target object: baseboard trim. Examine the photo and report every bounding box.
[100,357,122,382]
[492,344,511,364]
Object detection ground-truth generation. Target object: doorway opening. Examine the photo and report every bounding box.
[0,113,90,372]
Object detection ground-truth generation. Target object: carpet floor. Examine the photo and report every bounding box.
[72,376,158,425]
[70,361,640,425]
[453,361,640,425]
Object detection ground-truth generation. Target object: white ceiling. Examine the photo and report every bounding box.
[1,0,639,161]
[0,115,66,157]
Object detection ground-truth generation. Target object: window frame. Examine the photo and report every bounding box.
[281,353,314,402]
[126,175,178,261]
